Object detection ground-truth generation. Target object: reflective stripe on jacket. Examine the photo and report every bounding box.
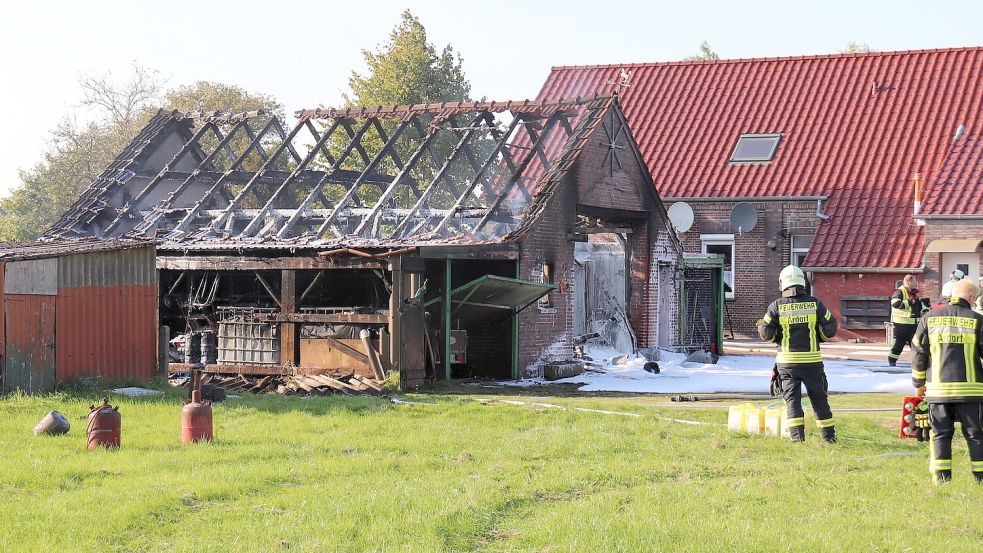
[891,286,916,325]
[912,298,983,402]
[758,291,837,369]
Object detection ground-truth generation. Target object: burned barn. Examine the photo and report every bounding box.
[45,95,681,387]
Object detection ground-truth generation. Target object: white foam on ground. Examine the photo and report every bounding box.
[507,345,913,394]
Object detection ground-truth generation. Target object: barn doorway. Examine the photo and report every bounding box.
[573,234,633,353]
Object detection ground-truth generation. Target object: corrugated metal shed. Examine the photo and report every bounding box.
[0,239,157,393]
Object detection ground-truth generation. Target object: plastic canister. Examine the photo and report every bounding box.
[745,407,765,434]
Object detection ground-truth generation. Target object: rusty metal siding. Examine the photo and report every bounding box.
[55,284,157,382]
[0,263,5,354]
[4,258,57,295]
[4,294,56,393]
[58,245,156,288]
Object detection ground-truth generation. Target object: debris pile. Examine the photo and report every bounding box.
[172,372,387,397]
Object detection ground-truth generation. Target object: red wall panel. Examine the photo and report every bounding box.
[55,284,157,381]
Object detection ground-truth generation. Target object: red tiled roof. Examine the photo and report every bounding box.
[537,47,983,268]
[920,126,983,216]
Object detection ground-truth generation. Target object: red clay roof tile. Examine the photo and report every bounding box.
[537,47,983,268]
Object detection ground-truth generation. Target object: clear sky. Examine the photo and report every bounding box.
[2,0,981,196]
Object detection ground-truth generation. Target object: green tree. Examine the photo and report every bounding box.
[0,69,282,241]
[841,42,875,54]
[683,41,720,61]
[346,9,471,106]
[319,9,475,213]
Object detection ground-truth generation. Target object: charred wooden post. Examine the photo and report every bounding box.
[280,270,297,366]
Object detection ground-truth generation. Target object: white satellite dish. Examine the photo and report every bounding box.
[667,202,694,233]
[730,202,758,234]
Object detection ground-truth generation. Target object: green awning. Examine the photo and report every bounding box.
[925,239,983,253]
[426,274,556,316]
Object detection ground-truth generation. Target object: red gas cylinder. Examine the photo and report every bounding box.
[182,389,213,444]
[86,398,121,450]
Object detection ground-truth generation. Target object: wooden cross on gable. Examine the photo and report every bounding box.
[600,115,627,176]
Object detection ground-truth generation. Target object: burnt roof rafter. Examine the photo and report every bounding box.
[44,95,621,247]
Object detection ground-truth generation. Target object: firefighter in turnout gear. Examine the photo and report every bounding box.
[912,278,983,484]
[758,265,839,443]
[889,275,922,366]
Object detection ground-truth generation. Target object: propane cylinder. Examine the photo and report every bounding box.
[86,398,121,450]
[182,389,213,444]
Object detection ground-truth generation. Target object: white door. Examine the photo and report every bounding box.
[942,252,980,282]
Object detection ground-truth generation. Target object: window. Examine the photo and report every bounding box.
[791,234,813,267]
[539,262,554,307]
[730,133,782,163]
[702,234,735,299]
[841,296,891,329]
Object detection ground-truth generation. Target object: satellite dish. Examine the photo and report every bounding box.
[730,202,758,234]
[667,202,694,233]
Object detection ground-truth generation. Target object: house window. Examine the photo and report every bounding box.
[539,262,554,307]
[730,133,782,163]
[702,234,735,299]
[791,234,813,267]
[841,296,891,329]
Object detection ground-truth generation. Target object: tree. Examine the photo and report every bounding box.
[346,9,471,106]
[0,68,282,241]
[320,10,475,209]
[841,42,875,54]
[683,41,720,61]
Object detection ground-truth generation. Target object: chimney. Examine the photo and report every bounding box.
[913,172,924,224]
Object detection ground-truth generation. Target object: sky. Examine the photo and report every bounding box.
[2,0,982,197]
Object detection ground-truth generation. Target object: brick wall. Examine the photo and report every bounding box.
[812,272,904,342]
[669,200,818,335]
[516,107,681,374]
[920,220,983,301]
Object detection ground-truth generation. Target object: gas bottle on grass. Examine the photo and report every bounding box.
[182,370,213,444]
[86,398,121,450]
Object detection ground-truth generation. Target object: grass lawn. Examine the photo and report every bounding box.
[0,385,980,552]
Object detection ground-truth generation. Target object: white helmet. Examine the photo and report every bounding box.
[779,265,806,291]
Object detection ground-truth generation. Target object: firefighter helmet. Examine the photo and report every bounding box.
[779,265,806,291]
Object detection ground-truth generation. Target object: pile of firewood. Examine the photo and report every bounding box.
[183,372,387,396]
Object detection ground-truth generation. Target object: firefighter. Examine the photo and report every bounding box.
[888,275,921,366]
[757,265,839,443]
[938,269,965,304]
[911,278,983,484]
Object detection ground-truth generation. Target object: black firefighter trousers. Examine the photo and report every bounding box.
[928,401,983,483]
[890,323,917,361]
[778,366,835,441]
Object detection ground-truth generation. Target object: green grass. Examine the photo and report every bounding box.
[0,386,980,552]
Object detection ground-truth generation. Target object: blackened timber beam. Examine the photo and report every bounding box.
[352,118,445,237]
[390,113,489,238]
[424,113,527,237]
[270,313,389,324]
[306,120,412,240]
[297,271,325,306]
[157,255,386,271]
[472,113,569,234]
[340,120,373,166]
[240,118,344,237]
[166,118,282,237]
[241,120,272,161]
[203,119,308,235]
[255,272,282,309]
[104,122,220,234]
[280,269,298,366]
[304,120,336,165]
[171,363,363,377]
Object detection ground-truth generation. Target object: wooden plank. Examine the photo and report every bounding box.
[184,362,360,377]
[353,375,385,392]
[156,255,386,271]
[280,270,298,366]
[299,338,374,375]
[273,313,390,324]
[310,374,357,393]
